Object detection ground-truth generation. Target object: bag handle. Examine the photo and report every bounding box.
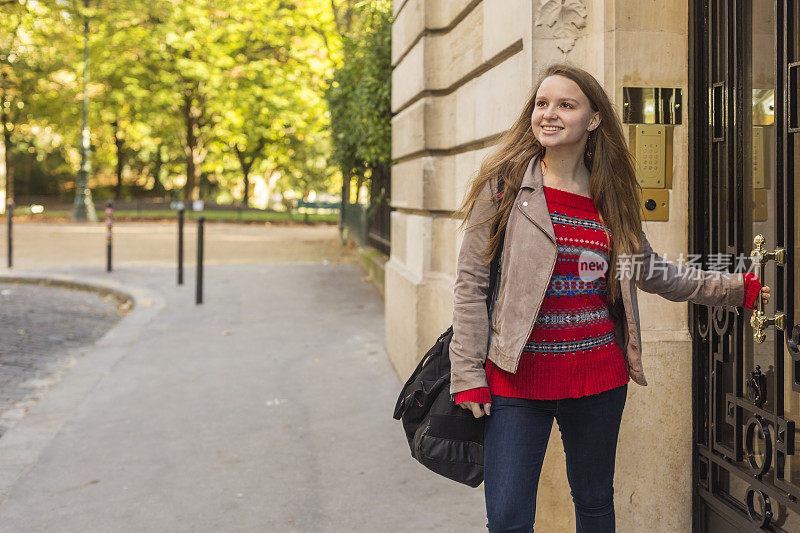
[482,173,505,360]
[485,173,505,316]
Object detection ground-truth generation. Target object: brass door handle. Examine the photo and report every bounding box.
[749,234,784,343]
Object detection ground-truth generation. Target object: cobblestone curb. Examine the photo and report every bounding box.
[0,273,165,504]
[0,275,133,306]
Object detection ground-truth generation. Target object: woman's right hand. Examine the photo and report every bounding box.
[458,400,491,418]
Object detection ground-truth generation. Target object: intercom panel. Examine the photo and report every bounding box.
[628,124,673,189]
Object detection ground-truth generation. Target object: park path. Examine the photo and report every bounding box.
[0,222,485,532]
[7,221,352,267]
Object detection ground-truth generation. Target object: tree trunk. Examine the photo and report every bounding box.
[355,174,364,203]
[183,100,199,202]
[342,173,351,204]
[0,128,4,209]
[113,120,124,200]
[243,171,251,206]
[181,89,205,202]
[23,146,33,194]
[150,144,166,195]
[233,146,253,207]
[1,108,13,204]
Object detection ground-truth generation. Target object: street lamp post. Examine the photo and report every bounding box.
[71,0,97,221]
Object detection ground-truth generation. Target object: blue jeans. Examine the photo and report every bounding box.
[483,384,628,533]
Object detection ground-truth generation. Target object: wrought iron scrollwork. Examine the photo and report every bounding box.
[692,2,800,528]
[746,487,774,527]
[745,415,772,478]
[746,365,767,407]
[697,306,710,339]
[712,304,732,336]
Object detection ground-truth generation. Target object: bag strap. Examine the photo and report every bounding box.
[485,174,506,316]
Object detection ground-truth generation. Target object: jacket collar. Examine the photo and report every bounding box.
[516,153,556,244]
[519,153,542,191]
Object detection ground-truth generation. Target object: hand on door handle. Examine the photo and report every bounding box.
[743,274,770,309]
[759,285,771,305]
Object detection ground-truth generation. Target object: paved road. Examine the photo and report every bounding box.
[0,223,486,532]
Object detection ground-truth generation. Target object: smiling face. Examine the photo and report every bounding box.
[530,74,601,150]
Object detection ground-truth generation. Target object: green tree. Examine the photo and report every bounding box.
[325,0,391,210]
[3,0,345,206]
[215,2,312,205]
[0,0,78,204]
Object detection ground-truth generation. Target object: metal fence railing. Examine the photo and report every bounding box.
[341,203,369,247]
[366,168,390,255]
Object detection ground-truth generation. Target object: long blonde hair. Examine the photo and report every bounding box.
[453,63,643,303]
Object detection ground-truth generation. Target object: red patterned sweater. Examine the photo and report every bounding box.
[455,186,763,405]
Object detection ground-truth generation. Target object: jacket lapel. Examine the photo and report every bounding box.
[517,154,556,244]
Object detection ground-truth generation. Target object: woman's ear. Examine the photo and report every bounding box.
[589,113,601,131]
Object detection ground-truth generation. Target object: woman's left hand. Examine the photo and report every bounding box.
[760,285,771,304]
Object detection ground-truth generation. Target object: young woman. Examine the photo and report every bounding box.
[448,63,771,533]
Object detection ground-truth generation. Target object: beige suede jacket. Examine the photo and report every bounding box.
[449,154,747,396]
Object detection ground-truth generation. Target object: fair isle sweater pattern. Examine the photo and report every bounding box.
[523,331,618,355]
[530,207,616,353]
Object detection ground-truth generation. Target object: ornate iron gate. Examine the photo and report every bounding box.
[691,0,800,530]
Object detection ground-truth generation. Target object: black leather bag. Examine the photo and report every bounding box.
[392,179,504,488]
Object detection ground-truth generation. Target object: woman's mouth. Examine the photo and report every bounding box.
[541,125,563,134]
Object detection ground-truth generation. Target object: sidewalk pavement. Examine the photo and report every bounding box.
[0,223,486,532]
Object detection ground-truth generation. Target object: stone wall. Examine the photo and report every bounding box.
[389,1,694,531]
[387,0,533,381]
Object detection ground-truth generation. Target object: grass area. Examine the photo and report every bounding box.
[16,209,339,224]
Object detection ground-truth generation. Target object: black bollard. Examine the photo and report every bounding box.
[177,207,184,285]
[6,201,12,269]
[105,200,113,272]
[196,215,204,304]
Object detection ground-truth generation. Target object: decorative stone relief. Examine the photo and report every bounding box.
[535,0,588,55]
